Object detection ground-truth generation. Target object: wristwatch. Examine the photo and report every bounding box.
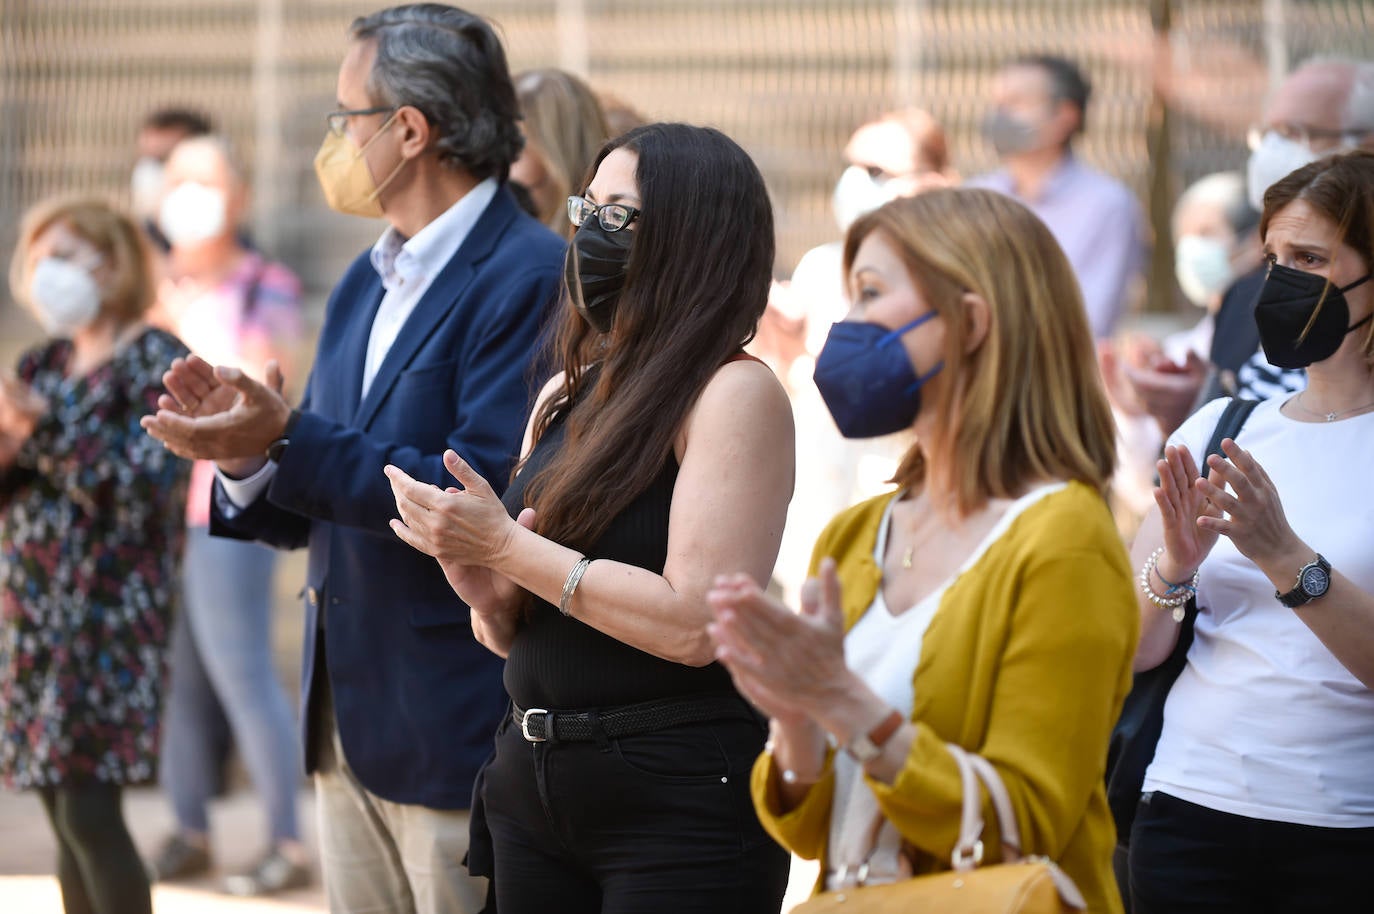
[265,408,301,463]
[843,709,904,763]
[1275,554,1332,608]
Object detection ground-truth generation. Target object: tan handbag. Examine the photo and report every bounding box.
[793,744,1087,913]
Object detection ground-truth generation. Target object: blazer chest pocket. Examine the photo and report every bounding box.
[393,359,458,396]
[376,360,459,447]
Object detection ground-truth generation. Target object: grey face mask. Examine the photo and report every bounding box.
[981,109,1041,156]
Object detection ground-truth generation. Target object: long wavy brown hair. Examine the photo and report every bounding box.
[518,123,775,554]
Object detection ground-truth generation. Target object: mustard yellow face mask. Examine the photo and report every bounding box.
[313,112,407,218]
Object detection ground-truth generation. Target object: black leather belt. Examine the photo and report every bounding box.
[512,695,755,743]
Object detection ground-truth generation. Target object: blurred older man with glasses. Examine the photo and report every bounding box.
[1120,56,1374,446]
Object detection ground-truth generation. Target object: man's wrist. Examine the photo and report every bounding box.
[218,456,269,480]
[264,408,302,463]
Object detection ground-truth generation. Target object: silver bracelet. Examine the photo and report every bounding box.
[559,557,592,616]
[1138,546,1199,621]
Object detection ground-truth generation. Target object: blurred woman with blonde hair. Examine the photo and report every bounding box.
[511,68,611,239]
[2,197,189,914]
[709,188,1137,913]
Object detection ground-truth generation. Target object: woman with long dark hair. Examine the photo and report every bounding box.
[385,123,794,913]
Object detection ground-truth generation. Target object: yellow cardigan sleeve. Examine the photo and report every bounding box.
[749,746,837,861]
[747,494,892,862]
[866,545,1138,863]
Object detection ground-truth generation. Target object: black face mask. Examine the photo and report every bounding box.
[1254,263,1373,369]
[564,220,634,333]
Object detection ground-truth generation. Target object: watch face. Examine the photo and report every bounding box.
[1300,564,1330,597]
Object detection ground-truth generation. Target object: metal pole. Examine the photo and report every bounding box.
[1263,0,1289,92]
[1145,0,1175,314]
[252,0,285,254]
[556,0,590,78]
[892,0,924,106]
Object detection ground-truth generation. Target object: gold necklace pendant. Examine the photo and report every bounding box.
[902,546,914,569]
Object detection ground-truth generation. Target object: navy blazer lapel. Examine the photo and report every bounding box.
[351,187,519,430]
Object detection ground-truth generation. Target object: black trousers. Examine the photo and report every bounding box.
[37,783,151,914]
[480,709,789,914]
[1128,790,1374,913]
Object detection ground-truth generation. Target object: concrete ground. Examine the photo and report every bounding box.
[0,783,820,913]
[0,785,325,913]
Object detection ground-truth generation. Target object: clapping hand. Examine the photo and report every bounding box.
[0,375,45,467]
[707,559,850,726]
[1153,443,1222,580]
[1196,439,1302,566]
[141,356,290,476]
[385,450,519,570]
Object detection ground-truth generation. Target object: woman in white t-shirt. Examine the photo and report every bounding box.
[1127,151,1374,913]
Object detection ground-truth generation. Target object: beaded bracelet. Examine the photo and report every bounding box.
[1138,546,1199,622]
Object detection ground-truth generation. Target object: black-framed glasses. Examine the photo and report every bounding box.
[326,106,397,138]
[567,195,641,233]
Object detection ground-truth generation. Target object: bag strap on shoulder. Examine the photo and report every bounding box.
[1203,397,1259,463]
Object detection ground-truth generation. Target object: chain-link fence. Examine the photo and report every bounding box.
[2,0,1373,358]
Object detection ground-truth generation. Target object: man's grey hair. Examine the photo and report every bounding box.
[1296,55,1374,133]
[350,4,523,181]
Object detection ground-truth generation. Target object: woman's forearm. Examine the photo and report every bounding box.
[768,717,829,811]
[491,524,718,666]
[470,610,518,658]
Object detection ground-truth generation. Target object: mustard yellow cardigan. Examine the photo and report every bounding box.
[751,481,1136,914]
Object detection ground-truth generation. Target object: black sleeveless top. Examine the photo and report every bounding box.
[500,394,737,709]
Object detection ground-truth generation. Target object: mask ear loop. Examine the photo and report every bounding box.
[358,111,409,205]
[903,361,944,397]
[873,312,943,396]
[1338,273,1374,334]
[1298,271,1374,344]
[876,309,939,347]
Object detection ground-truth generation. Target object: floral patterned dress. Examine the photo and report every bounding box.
[0,327,190,788]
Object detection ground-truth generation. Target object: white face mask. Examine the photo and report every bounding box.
[130,156,166,221]
[29,257,103,336]
[1174,235,1235,308]
[1245,131,1325,211]
[159,181,229,248]
[832,165,901,233]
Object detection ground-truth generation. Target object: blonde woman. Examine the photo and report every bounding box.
[510,68,611,239]
[2,198,189,914]
[708,188,1137,914]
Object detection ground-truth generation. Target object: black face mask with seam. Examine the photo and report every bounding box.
[1255,263,1372,369]
[564,221,634,334]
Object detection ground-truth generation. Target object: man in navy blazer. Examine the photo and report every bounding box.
[143,5,564,910]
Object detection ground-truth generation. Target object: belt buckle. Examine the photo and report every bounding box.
[520,707,550,743]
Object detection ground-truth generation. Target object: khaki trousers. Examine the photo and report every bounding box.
[313,678,486,914]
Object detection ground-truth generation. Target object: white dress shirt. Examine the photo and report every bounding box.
[219,178,499,509]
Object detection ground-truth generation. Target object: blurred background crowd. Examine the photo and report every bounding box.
[3,1,1374,911]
